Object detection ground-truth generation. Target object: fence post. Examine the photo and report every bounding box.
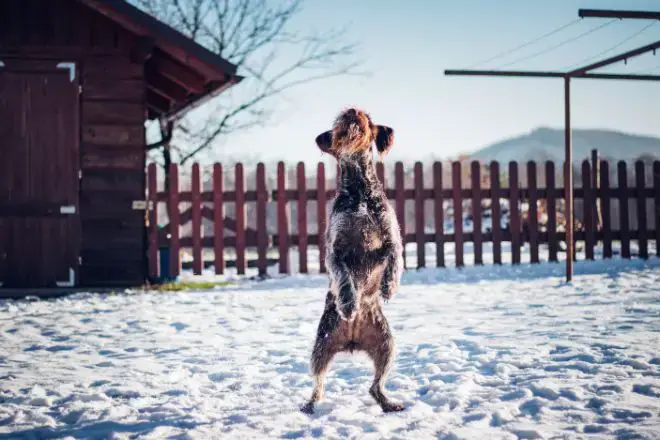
[509,162,521,264]
[655,161,660,257]
[277,162,290,274]
[168,163,180,278]
[213,164,225,274]
[256,163,268,276]
[414,162,425,268]
[527,161,539,263]
[618,161,631,259]
[452,161,463,267]
[490,161,502,264]
[635,161,648,259]
[471,161,483,265]
[191,163,202,275]
[317,163,327,274]
[297,162,308,274]
[434,162,445,267]
[582,160,595,260]
[395,162,407,269]
[147,163,158,278]
[600,161,612,258]
[546,161,557,262]
[234,163,246,274]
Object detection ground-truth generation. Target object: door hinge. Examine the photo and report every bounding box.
[78,85,82,94]
[79,170,82,180]
[56,267,76,287]
[56,62,76,82]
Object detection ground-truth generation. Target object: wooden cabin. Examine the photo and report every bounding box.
[0,0,241,289]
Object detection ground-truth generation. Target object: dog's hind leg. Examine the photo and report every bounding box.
[363,309,405,413]
[301,292,344,415]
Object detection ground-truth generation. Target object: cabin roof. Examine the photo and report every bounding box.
[79,0,243,120]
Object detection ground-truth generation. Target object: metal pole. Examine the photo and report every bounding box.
[564,77,574,282]
[578,9,660,20]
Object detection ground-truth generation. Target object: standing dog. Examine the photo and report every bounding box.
[301,108,404,414]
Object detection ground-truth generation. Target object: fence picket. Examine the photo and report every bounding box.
[655,161,660,257]
[490,161,502,265]
[546,161,557,262]
[395,162,407,269]
[635,161,648,259]
[191,163,202,275]
[168,163,180,277]
[235,163,246,275]
[147,163,158,278]
[452,161,463,267]
[471,161,483,265]
[653,160,660,257]
[582,160,594,260]
[434,162,445,267]
[509,162,521,265]
[317,163,327,273]
[618,161,630,258]
[277,162,289,274]
[528,161,539,263]
[297,162,308,273]
[256,163,268,276]
[600,161,612,258]
[414,162,425,268]
[213,164,225,274]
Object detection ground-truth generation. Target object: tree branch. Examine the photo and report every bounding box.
[134,0,365,166]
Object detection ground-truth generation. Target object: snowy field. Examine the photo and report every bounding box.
[2,259,660,439]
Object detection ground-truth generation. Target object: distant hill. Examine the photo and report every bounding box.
[468,127,660,164]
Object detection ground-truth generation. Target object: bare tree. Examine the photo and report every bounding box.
[134,0,365,168]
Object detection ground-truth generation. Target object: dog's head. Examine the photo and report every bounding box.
[315,108,394,159]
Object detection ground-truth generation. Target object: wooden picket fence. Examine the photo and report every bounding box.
[146,159,660,279]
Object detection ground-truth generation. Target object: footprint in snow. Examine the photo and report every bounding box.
[170,322,188,331]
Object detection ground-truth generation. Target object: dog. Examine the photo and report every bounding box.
[300,108,404,414]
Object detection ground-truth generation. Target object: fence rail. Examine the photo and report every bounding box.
[146,159,660,279]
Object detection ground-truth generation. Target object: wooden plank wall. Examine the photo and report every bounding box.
[0,0,147,286]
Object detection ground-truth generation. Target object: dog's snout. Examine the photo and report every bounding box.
[346,108,357,117]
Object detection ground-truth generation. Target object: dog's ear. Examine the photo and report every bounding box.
[315,130,333,155]
[375,125,394,156]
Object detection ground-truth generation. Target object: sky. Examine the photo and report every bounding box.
[178,0,660,165]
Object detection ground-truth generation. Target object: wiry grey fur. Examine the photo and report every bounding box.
[301,108,404,414]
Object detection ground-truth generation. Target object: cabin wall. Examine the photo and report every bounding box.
[0,0,148,287]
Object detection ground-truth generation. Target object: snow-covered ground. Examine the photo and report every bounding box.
[2,259,660,439]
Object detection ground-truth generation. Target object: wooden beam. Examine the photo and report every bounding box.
[146,69,189,102]
[165,75,243,121]
[150,52,205,93]
[579,9,660,20]
[146,89,170,114]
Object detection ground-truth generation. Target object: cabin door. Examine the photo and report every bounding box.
[0,60,80,288]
